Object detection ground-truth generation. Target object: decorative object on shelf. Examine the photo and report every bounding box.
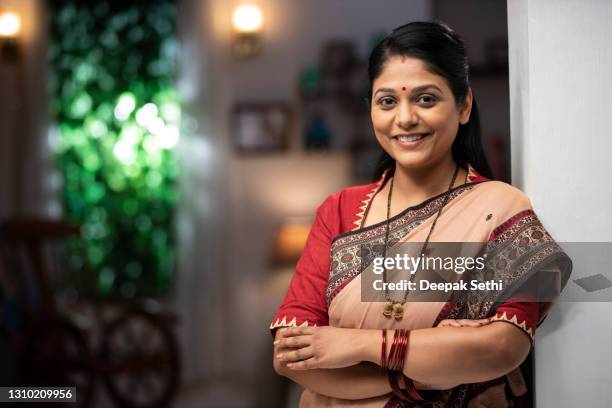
[296,34,387,181]
[299,66,321,99]
[231,4,264,58]
[232,102,291,152]
[304,112,331,149]
[300,39,373,153]
[0,10,21,63]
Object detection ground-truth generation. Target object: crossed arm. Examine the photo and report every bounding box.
[272,319,531,401]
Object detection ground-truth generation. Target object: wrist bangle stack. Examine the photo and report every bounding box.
[381,329,387,368]
[380,329,425,402]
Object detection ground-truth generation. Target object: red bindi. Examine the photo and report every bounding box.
[402,86,406,91]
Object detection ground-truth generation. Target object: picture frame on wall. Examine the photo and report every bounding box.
[231,102,292,152]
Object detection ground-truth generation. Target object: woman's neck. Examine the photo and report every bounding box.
[391,156,465,209]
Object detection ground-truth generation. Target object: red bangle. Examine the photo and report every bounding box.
[380,329,387,368]
[403,374,424,401]
[384,329,426,402]
[388,371,408,400]
[387,330,409,400]
[388,329,401,371]
[389,329,408,371]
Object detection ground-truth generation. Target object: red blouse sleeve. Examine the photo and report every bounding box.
[269,193,341,333]
[491,301,539,344]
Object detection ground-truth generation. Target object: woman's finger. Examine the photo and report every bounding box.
[457,319,491,327]
[274,334,312,349]
[286,357,317,370]
[438,319,462,327]
[474,318,492,325]
[280,326,316,337]
[437,318,491,328]
[456,319,482,327]
[276,345,314,363]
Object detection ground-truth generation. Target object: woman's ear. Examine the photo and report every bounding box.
[459,88,473,125]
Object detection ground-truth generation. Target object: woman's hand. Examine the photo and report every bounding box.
[274,326,370,370]
[437,318,491,328]
[274,318,493,373]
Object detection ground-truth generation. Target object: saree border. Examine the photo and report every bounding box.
[414,208,572,407]
[326,181,488,307]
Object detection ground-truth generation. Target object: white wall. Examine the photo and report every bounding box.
[508,1,612,407]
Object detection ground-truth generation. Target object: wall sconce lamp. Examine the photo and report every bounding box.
[231,4,264,59]
[0,11,21,63]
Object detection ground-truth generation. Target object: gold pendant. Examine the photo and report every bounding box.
[383,301,394,318]
[392,302,404,320]
[383,301,405,320]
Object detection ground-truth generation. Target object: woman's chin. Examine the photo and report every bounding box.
[391,152,433,171]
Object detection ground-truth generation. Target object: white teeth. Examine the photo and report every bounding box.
[396,134,426,142]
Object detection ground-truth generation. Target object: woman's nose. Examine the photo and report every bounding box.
[396,102,418,128]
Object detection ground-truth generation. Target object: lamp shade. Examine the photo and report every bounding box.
[0,12,21,38]
[273,221,311,265]
[232,4,263,34]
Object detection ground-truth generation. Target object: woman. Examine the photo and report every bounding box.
[270,22,571,407]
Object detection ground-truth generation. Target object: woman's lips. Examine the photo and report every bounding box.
[391,133,431,148]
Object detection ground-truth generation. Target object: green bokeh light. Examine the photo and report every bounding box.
[50,0,179,297]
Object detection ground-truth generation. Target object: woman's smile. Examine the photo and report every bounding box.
[391,132,433,149]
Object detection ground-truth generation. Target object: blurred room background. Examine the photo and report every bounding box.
[0,0,510,407]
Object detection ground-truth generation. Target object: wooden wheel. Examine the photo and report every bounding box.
[100,310,179,408]
[21,318,96,408]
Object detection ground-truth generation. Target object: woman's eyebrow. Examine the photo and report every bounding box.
[373,87,396,96]
[374,84,442,96]
[410,84,443,94]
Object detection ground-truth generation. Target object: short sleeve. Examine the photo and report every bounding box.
[269,194,340,334]
[491,301,539,344]
[484,185,571,346]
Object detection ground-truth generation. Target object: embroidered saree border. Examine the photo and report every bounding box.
[326,185,476,307]
[414,209,572,407]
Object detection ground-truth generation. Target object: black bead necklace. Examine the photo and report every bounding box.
[382,164,460,319]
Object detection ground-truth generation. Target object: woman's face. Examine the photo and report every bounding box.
[370,55,472,171]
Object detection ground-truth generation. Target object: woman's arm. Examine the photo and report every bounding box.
[273,318,491,399]
[274,350,391,400]
[276,321,531,387]
[273,328,460,400]
[394,321,531,384]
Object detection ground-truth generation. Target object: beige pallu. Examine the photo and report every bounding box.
[298,180,572,408]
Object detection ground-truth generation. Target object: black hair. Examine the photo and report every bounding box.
[367,21,493,180]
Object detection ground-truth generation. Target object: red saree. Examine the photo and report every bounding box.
[271,164,572,407]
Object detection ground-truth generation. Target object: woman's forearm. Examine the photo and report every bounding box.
[275,359,457,400]
[358,322,530,385]
[275,360,391,400]
[273,326,392,399]
[273,328,458,399]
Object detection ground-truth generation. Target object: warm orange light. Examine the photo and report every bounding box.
[232,4,263,34]
[273,221,311,264]
[0,12,21,38]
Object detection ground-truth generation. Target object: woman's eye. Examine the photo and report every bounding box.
[417,94,437,105]
[377,97,396,107]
